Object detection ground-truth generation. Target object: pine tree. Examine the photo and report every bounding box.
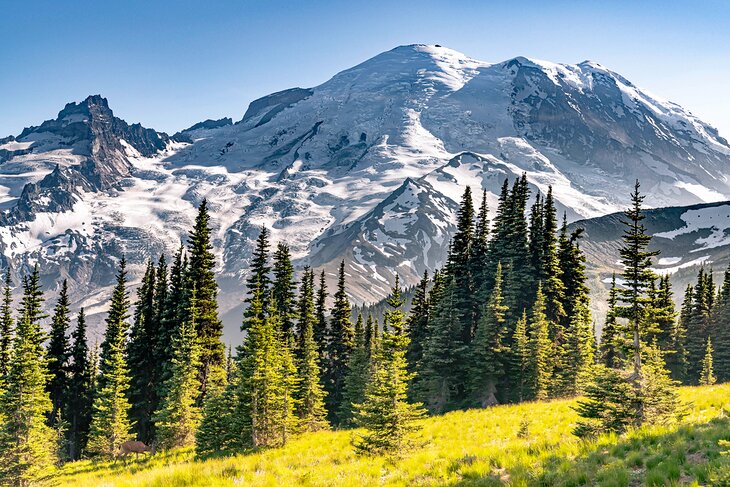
[0,272,13,378]
[127,260,159,442]
[324,261,354,423]
[600,273,623,368]
[187,200,226,400]
[244,226,272,323]
[686,268,713,383]
[154,291,202,450]
[66,309,94,460]
[87,259,134,459]
[195,380,237,456]
[560,300,596,396]
[467,263,508,407]
[314,270,329,355]
[272,242,298,339]
[540,187,566,326]
[353,276,426,455]
[158,247,186,386]
[511,310,530,402]
[406,270,429,375]
[528,286,553,400]
[447,187,475,345]
[47,279,71,427]
[0,313,57,484]
[295,268,328,431]
[19,264,46,346]
[700,337,716,386]
[669,284,693,383]
[341,314,370,425]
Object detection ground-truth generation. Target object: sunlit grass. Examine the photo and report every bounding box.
[56,384,730,486]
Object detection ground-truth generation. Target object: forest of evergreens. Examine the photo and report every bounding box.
[0,177,721,485]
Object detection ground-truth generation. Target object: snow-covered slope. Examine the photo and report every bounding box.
[1,44,729,340]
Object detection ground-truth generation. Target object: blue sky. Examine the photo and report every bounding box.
[1,0,729,137]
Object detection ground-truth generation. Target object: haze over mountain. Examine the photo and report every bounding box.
[1,44,729,340]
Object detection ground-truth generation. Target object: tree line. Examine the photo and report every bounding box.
[0,177,699,484]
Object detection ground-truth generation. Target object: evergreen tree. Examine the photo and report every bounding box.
[365,313,378,359]
[187,200,226,400]
[467,263,508,407]
[295,268,328,432]
[314,270,329,355]
[0,313,57,484]
[669,284,693,383]
[244,226,272,322]
[527,193,544,299]
[700,337,716,386]
[600,273,623,368]
[540,187,566,326]
[324,261,354,423]
[686,268,713,383]
[511,310,530,402]
[19,265,46,346]
[158,247,186,386]
[528,286,553,400]
[341,314,370,425]
[47,279,71,427]
[127,260,158,442]
[0,272,13,378]
[66,309,94,460]
[447,186,475,345]
[560,300,596,396]
[353,276,426,455]
[272,242,298,338]
[196,381,237,456]
[471,190,491,308]
[154,291,202,450]
[406,270,429,375]
[87,259,134,459]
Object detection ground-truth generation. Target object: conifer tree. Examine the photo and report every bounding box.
[353,276,426,455]
[467,263,508,407]
[19,264,46,346]
[324,261,354,423]
[686,268,713,383]
[560,300,596,396]
[196,380,237,456]
[295,268,328,431]
[87,259,133,459]
[417,273,462,413]
[154,291,202,450]
[66,308,93,460]
[47,279,71,427]
[187,200,226,400]
[406,270,429,375]
[272,242,298,338]
[127,260,158,442]
[527,193,545,299]
[471,190,491,308]
[617,180,659,407]
[528,286,553,400]
[511,310,530,402]
[700,337,716,386]
[244,226,272,322]
[600,273,623,368]
[0,272,13,378]
[0,313,57,484]
[540,187,566,326]
[314,270,329,354]
[667,285,690,383]
[448,187,475,344]
[365,313,378,359]
[341,314,370,425]
[159,247,186,386]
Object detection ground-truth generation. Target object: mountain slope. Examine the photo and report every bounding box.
[1,44,729,339]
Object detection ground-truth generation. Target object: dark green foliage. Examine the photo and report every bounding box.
[272,243,298,339]
[87,259,133,459]
[19,265,46,346]
[700,337,716,386]
[0,272,13,378]
[467,263,507,407]
[573,366,637,438]
[0,311,57,484]
[295,268,328,432]
[540,187,566,326]
[127,260,158,442]
[511,310,530,402]
[341,314,369,426]
[406,270,429,376]
[600,273,623,368]
[448,186,475,345]
[245,226,272,322]
[47,279,70,428]
[353,276,426,455]
[528,286,553,400]
[324,261,354,424]
[66,309,94,460]
[187,199,226,400]
[685,268,714,383]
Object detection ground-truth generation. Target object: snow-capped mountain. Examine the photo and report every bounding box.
[1,44,729,340]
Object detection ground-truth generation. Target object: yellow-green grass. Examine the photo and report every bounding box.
[56,384,730,486]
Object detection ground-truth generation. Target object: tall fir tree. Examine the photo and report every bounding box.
[154,291,202,450]
[511,310,530,402]
[406,270,429,376]
[244,226,272,324]
[272,242,298,339]
[66,308,94,460]
[467,263,508,407]
[187,200,226,400]
[19,264,46,347]
[0,272,13,378]
[528,286,553,400]
[47,279,71,427]
[127,260,159,442]
[447,186,475,345]
[0,312,57,484]
[685,268,713,383]
[295,268,328,432]
[87,258,134,459]
[158,247,186,386]
[700,336,716,386]
[600,273,623,368]
[341,313,370,425]
[324,261,354,424]
[540,187,566,326]
[314,270,329,355]
[353,276,426,455]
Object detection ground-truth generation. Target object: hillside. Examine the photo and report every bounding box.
[1,44,729,340]
[56,384,730,486]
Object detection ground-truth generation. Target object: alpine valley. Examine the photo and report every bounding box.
[2,44,729,340]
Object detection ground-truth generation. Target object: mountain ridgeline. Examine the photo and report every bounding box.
[0,44,729,341]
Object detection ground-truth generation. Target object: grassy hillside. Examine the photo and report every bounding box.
[57,384,730,486]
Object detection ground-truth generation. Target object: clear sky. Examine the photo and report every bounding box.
[1,0,729,138]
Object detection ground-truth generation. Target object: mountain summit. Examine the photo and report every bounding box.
[0,44,728,338]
